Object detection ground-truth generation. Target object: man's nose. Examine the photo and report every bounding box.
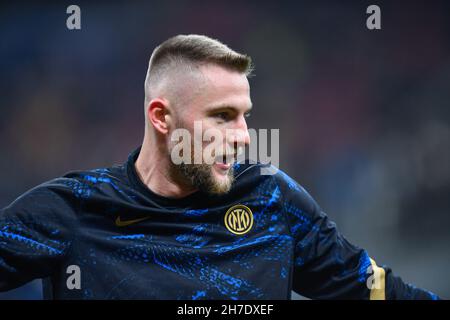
[230,116,250,147]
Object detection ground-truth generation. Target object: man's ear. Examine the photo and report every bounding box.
[147,98,172,134]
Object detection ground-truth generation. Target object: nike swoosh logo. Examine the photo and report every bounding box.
[115,216,150,227]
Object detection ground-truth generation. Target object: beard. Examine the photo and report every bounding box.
[169,117,237,195]
[176,161,235,195]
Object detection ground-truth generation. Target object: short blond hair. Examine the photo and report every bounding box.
[144,34,253,108]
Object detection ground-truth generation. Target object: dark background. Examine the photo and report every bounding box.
[0,0,449,299]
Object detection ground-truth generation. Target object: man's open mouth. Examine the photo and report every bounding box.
[213,154,235,170]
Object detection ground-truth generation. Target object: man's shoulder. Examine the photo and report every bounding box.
[1,167,126,214]
[61,164,127,183]
[233,162,304,190]
[233,162,317,212]
[30,164,129,200]
[233,162,289,191]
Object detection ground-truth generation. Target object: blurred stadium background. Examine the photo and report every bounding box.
[0,0,449,299]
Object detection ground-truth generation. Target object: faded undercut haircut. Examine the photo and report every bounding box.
[143,34,253,111]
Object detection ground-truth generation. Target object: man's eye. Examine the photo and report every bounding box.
[215,112,230,121]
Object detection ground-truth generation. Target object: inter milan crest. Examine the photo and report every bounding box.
[224,204,254,235]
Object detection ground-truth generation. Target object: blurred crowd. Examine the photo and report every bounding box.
[0,1,449,299]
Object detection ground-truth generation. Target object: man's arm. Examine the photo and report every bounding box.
[275,169,440,300]
[0,179,77,291]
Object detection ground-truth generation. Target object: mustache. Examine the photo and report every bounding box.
[214,148,244,163]
[214,145,245,160]
[214,154,236,164]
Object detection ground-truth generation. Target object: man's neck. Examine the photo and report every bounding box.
[135,142,197,199]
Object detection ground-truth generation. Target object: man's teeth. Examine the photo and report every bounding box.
[215,155,234,164]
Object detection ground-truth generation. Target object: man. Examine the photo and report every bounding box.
[0,35,440,299]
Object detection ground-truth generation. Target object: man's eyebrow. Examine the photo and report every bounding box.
[206,103,253,113]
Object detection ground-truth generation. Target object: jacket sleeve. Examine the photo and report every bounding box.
[0,178,78,291]
[275,170,440,300]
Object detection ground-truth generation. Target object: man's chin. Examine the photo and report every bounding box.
[209,164,234,194]
[213,162,232,175]
[175,161,234,195]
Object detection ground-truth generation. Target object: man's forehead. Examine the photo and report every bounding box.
[199,64,250,88]
[196,65,250,100]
